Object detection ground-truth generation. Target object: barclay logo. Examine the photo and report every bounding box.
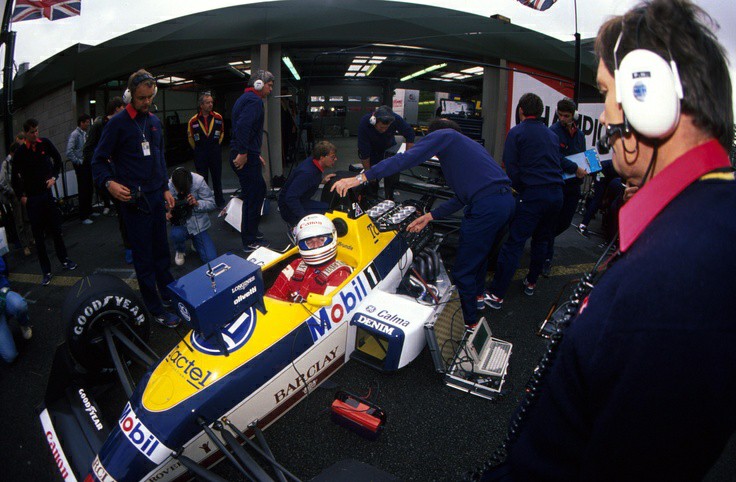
[119,402,172,464]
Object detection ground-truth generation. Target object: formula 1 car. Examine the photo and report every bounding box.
[38,199,453,482]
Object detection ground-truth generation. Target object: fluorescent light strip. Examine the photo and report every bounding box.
[461,66,484,74]
[282,56,301,81]
[400,63,447,82]
[429,77,452,82]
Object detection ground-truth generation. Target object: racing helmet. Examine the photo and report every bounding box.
[296,214,338,265]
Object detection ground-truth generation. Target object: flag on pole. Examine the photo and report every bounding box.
[12,1,81,23]
[516,0,558,11]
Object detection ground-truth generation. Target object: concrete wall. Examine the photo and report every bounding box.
[13,83,76,158]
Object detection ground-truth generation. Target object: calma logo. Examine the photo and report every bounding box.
[119,402,173,464]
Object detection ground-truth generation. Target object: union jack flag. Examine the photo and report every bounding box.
[12,1,81,23]
[516,0,558,11]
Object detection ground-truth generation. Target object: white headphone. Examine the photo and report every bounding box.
[253,79,264,91]
[613,27,684,139]
[122,73,158,104]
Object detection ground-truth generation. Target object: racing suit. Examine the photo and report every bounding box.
[266,258,352,302]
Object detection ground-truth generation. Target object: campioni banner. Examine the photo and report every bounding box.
[12,1,81,23]
[507,62,610,160]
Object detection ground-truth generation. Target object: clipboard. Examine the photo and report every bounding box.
[563,148,602,180]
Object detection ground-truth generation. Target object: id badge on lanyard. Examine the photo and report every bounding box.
[142,141,151,157]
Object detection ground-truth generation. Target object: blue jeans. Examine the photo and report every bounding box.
[170,225,217,264]
[0,290,29,363]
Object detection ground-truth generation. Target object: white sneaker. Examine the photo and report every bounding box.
[102,207,110,215]
[175,251,185,266]
[81,218,93,225]
[20,325,32,340]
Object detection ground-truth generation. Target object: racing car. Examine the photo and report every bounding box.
[38,199,453,482]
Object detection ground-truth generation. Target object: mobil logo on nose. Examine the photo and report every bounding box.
[119,402,173,464]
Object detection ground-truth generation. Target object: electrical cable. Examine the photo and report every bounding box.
[465,236,620,480]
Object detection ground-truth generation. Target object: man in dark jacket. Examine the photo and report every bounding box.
[278,140,337,228]
[12,118,77,285]
[230,70,274,252]
[357,105,415,200]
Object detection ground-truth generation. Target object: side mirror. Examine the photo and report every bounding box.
[307,293,332,307]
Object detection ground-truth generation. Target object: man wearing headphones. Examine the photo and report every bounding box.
[357,105,415,201]
[543,97,587,276]
[187,93,225,207]
[230,69,274,252]
[92,69,181,329]
[488,1,736,478]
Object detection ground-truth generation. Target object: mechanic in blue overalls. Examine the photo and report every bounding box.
[484,93,566,308]
[230,70,274,252]
[544,97,587,276]
[92,69,181,328]
[357,105,415,201]
[332,118,514,330]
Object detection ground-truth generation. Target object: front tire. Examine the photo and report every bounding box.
[62,274,150,374]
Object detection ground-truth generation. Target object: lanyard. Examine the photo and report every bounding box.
[132,115,148,142]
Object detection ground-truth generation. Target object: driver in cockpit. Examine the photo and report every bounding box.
[266,214,352,302]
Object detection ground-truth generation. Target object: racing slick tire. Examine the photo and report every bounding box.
[62,274,151,374]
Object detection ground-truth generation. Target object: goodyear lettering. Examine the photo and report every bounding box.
[377,309,409,327]
[167,349,214,389]
[74,295,145,335]
[78,388,103,431]
[307,275,369,342]
[355,315,395,336]
[233,286,258,305]
[46,431,69,479]
[274,346,339,403]
[231,276,255,294]
[119,402,173,464]
[92,455,118,482]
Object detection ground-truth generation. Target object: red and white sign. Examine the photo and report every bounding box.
[507,62,609,159]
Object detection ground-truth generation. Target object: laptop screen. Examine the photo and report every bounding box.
[470,320,490,357]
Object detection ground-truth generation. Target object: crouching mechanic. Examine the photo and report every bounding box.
[266,214,352,303]
[278,140,338,228]
[168,167,217,265]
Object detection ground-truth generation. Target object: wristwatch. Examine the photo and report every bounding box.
[105,180,113,189]
[355,173,365,184]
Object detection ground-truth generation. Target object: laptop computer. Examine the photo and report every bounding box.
[458,318,512,377]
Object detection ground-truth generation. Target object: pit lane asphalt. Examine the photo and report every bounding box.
[1,145,733,481]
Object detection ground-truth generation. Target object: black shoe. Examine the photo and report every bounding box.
[523,278,536,296]
[154,312,181,328]
[243,240,270,253]
[541,259,552,278]
[62,258,78,270]
[161,297,174,309]
[41,273,52,286]
[255,231,265,240]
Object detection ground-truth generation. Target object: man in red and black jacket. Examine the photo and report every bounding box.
[187,92,225,207]
[11,118,77,285]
